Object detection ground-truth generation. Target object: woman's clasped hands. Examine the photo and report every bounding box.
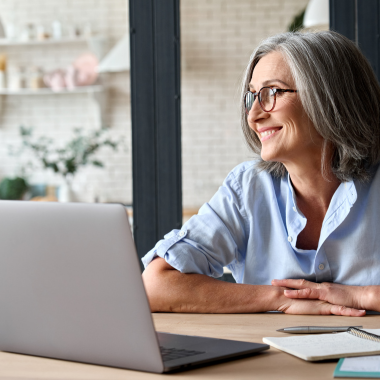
[271,279,380,317]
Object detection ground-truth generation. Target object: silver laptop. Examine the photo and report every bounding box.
[0,201,268,373]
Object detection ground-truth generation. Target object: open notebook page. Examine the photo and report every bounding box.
[263,329,380,361]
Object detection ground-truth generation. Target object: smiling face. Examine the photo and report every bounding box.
[248,51,324,171]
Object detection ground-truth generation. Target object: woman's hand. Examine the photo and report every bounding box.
[271,282,365,316]
[271,279,378,314]
[276,298,366,316]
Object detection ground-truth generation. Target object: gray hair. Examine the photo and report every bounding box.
[241,31,380,182]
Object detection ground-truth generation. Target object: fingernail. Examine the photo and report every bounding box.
[284,290,291,294]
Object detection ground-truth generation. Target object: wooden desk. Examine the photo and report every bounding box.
[1,313,379,379]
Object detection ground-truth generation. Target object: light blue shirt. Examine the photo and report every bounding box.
[142,161,380,285]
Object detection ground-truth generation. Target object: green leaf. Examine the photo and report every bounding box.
[288,8,305,32]
[92,160,104,167]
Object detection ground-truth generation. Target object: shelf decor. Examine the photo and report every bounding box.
[0,34,109,124]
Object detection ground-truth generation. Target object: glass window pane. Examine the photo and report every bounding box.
[0,0,132,214]
[181,0,308,219]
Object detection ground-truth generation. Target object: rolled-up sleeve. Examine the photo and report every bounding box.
[141,169,248,278]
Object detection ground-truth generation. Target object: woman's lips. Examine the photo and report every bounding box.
[259,127,282,142]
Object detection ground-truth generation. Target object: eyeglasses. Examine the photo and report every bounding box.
[244,87,298,114]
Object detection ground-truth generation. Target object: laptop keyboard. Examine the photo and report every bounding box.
[160,346,205,362]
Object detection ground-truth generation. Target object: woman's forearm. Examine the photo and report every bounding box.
[143,258,366,316]
[142,257,280,313]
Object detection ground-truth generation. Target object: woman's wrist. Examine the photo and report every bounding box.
[265,285,287,312]
[362,286,380,312]
[243,285,284,313]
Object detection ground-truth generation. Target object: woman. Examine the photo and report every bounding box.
[142,31,380,316]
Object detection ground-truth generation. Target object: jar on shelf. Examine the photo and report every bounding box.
[52,20,62,40]
[20,23,35,41]
[0,54,6,89]
[36,24,50,41]
[27,66,44,89]
[7,66,25,90]
[5,21,17,40]
[67,24,81,38]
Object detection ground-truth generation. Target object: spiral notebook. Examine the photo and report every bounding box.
[263,328,380,361]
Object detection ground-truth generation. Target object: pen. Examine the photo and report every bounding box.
[277,326,363,334]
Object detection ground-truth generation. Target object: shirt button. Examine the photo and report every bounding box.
[293,207,297,212]
[318,263,325,270]
[288,236,293,242]
[178,231,185,237]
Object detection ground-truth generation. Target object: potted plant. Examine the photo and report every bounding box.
[0,176,28,200]
[10,126,123,202]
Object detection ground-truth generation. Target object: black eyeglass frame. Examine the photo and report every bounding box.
[244,87,298,114]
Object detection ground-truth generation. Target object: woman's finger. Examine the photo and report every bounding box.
[282,299,366,316]
[327,304,366,317]
[284,288,321,299]
[272,278,318,289]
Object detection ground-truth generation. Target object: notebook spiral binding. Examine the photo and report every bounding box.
[347,327,380,343]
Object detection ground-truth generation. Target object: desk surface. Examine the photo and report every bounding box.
[1,313,379,379]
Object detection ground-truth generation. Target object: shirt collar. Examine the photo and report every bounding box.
[286,172,358,209]
[287,172,297,208]
[343,179,357,206]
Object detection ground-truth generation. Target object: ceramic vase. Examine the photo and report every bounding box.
[58,177,75,202]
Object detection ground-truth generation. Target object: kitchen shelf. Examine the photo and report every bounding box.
[0,36,109,125]
[0,36,103,46]
[0,85,107,126]
[0,36,107,59]
[0,85,103,95]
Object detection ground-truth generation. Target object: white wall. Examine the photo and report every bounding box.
[0,0,308,210]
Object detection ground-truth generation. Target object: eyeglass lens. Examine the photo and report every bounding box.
[245,87,275,113]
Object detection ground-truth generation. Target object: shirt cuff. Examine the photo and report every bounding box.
[141,229,188,269]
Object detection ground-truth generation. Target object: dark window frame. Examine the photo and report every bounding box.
[129,0,182,270]
[330,0,380,81]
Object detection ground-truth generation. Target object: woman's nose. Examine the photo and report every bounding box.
[247,99,269,123]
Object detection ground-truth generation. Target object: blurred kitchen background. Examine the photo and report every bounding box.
[0,0,316,222]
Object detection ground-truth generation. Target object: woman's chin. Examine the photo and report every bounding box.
[260,151,278,162]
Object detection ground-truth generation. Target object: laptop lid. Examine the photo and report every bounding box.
[0,201,164,373]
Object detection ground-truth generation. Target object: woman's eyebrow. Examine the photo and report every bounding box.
[249,79,290,90]
[263,79,290,86]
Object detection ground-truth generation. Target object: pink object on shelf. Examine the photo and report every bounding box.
[73,53,98,86]
[65,65,78,90]
[43,53,99,91]
[43,69,66,91]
